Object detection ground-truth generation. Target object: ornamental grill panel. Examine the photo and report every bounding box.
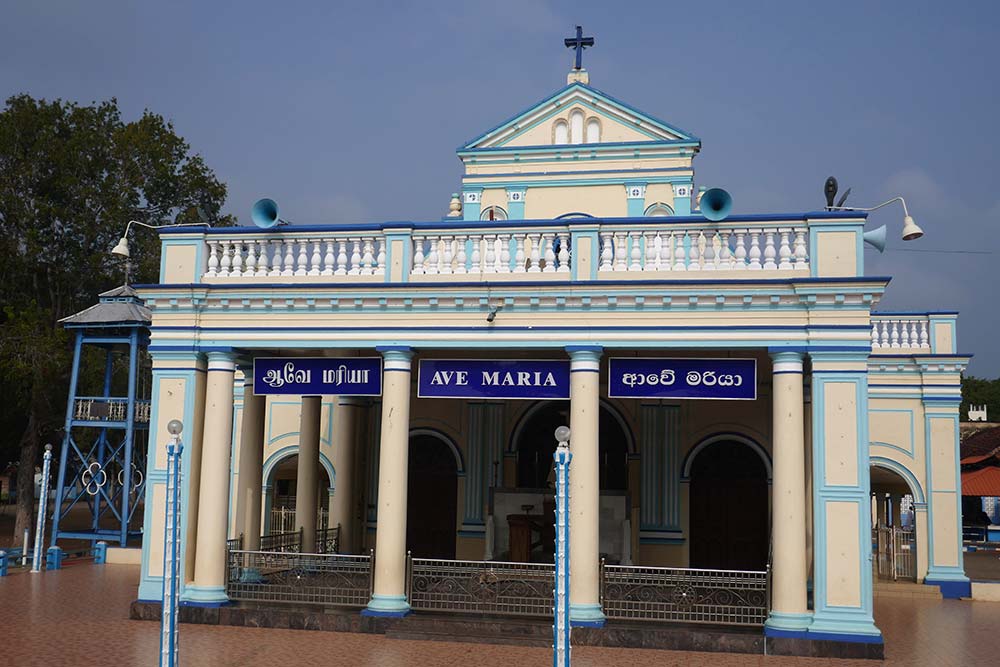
[225,549,373,607]
[601,564,768,626]
[408,557,555,617]
[258,529,302,553]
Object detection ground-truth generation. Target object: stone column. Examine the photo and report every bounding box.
[296,395,321,553]
[889,494,902,527]
[330,397,362,553]
[233,368,266,551]
[765,351,810,633]
[364,348,413,616]
[567,346,604,627]
[187,351,236,605]
[875,493,887,529]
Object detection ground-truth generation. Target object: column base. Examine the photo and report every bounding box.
[362,594,411,617]
[764,611,812,633]
[808,611,881,643]
[45,546,64,570]
[181,585,230,607]
[925,575,971,599]
[569,603,606,627]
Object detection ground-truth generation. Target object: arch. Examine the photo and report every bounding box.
[507,399,636,455]
[870,455,925,504]
[553,119,568,144]
[263,444,336,491]
[570,110,584,144]
[644,202,674,217]
[409,427,464,475]
[585,117,601,143]
[480,205,508,221]
[555,212,595,219]
[681,432,772,481]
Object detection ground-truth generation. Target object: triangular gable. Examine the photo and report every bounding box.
[459,82,700,151]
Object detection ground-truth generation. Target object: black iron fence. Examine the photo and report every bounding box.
[407,556,555,617]
[225,549,373,607]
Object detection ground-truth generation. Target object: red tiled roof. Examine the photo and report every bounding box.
[961,426,1000,459]
[962,453,996,465]
[962,466,1000,496]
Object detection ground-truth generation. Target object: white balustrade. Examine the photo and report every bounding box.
[870,317,931,351]
[203,234,387,280]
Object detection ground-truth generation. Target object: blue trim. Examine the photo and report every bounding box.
[467,166,690,178]
[869,456,924,503]
[764,627,883,644]
[151,324,872,333]
[926,578,971,599]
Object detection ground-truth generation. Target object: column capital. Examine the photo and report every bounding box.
[377,346,413,370]
[206,350,236,371]
[770,350,804,374]
[566,345,602,371]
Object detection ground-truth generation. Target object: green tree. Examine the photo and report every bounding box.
[0,94,232,542]
[962,376,1000,422]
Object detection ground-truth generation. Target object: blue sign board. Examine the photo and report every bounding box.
[608,358,757,400]
[253,357,382,396]
[418,359,570,400]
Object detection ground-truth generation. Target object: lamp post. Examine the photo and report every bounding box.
[828,196,924,241]
[30,444,53,573]
[160,420,184,667]
[552,425,572,667]
[111,219,209,285]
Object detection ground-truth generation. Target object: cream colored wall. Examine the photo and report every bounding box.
[813,231,858,277]
[463,156,692,178]
[500,103,655,147]
[644,183,678,212]
[524,184,629,218]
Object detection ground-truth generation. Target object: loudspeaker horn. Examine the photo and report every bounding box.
[699,188,733,222]
[863,225,887,253]
[251,198,284,229]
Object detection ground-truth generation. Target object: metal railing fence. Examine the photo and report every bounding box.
[225,549,373,607]
[407,556,555,617]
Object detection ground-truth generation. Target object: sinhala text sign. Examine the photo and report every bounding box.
[418,359,570,400]
[253,357,382,395]
[608,358,757,400]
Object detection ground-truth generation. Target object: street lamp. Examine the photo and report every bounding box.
[828,196,923,242]
[110,219,209,285]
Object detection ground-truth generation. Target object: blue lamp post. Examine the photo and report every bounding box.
[30,444,53,573]
[552,425,572,667]
[160,420,184,667]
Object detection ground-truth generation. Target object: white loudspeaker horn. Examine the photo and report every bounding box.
[863,225,887,253]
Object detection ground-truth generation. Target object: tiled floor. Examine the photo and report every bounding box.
[2,563,999,666]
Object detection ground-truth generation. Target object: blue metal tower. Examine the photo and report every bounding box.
[49,285,151,547]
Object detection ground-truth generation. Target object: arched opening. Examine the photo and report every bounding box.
[586,117,601,143]
[264,453,332,534]
[870,460,922,582]
[570,110,584,145]
[480,205,508,221]
[406,432,459,559]
[514,401,628,491]
[688,439,769,570]
[644,202,674,217]
[553,119,568,144]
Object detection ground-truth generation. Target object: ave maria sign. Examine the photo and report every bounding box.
[418,360,570,400]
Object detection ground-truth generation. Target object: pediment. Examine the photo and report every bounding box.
[459,83,699,153]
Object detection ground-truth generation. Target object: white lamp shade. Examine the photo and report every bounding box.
[901,215,923,241]
[111,237,130,257]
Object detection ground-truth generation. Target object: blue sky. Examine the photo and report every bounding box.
[3,1,998,375]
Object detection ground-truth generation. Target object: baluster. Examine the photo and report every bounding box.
[469,234,483,273]
[900,320,911,348]
[440,236,454,274]
[541,232,555,273]
[890,320,900,348]
[628,232,643,271]
[219,241,232,277]
[205,240,219,277]
[411,236,425,275]
[358,238,374,275]
[513,234,527,273]
[255,240,270,277]
[453,235,468,274]
[734,231,747,268]
[871,322,881,349]
[794,229,808,269]
[269,239,283,276]
[688,232,703,271]
[321,240,335,276]
[778,230,792,270]
[762,229,777,270]
[644,231,657,271]
[425,237,440,275]
[483,234,497,274]
[703,231,717,271]
[526,234,541,273]
[880,320,890,348]
[673,232,687,271]
[599,232,613,271]
[919,320,929,348]
[282,239,295,276]
[662,232,674,270]
[304,238,318,276]
[294,239,309,276]
[375,239,386,275]
[613,232,627,272]
[748,231,762,270]
[498,234,512,273]
[910,321,920,349]
[244,240,256,277]
[718,231,732,270]
[557,233,570,273]
[345,238,360,275]
[335,239,349,275]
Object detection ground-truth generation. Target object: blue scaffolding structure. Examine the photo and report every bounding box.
[50,285,151,547]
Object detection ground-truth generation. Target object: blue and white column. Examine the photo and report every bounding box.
[160,420,183,667]
[31,444,53,573]
[553,426,572,667]
[566,346,604,627]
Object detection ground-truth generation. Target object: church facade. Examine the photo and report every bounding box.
[133,60,970,652]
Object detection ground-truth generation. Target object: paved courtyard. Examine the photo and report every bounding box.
[2,563,998,666]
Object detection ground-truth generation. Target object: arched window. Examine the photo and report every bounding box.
[553,119,568,144]
[586,117,601,143]
[644,202,674,217]
[480,205,508,221]
[570,110,584,145]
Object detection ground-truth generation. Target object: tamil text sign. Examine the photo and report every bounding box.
[253,357,382,396]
